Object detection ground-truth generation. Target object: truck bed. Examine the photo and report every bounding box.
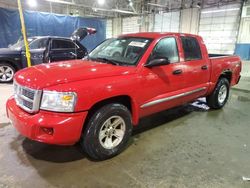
[208,54,233,58]
[209,54,241,87]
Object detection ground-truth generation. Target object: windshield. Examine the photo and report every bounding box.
[9,38,37,50]
[88,37,152,66]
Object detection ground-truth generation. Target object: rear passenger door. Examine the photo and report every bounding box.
[180,36,210,102]
[49,39,79,62]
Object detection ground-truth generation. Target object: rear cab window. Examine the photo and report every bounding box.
[181,36,202,61]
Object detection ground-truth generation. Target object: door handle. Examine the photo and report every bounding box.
[172,69,182,75]
[70,52,77,57]
[201,65,208,70]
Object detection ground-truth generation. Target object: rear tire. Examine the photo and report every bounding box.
[0,63,16,83]
[81,103,132,160]
[206,77,230,109]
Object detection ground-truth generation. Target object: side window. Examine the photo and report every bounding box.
[29,38,48,50]
[52,40,77,49]
[151,37,179,63]
[181,37,202,61]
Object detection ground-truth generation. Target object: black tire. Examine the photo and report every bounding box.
[0,62,16,83]
[206,77,230,109]
[81,103,132,161]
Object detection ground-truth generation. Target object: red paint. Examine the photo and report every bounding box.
[7,96,87,145]
[6,33,241,145]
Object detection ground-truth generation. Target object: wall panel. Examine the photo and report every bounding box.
[122,16,140,34]
[106,19,113,38]
[198,3,241,54]
[153,11,180,32]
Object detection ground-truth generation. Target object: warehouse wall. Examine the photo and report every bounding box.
[198,3,241,55]
[235,4,250,60]
[122,16,141,34]
[140,14,154,32]
[106,19,113,38]
[106,3,246,59]
[153,11,180,32]
[180,8,200,34]
[112,17,122,37]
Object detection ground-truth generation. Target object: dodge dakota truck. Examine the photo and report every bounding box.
[6,32,241,160]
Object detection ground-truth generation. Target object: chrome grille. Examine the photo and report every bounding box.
[14,81,42,113]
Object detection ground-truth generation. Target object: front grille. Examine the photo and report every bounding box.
[22,88,35,100]
[14,81,42,113]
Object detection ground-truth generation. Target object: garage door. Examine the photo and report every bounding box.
[199,3,241,54]
[153,11,180,32]
[122,16,140,34]
[106,19,113,38]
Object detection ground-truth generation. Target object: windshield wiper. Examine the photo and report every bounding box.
[92,57,120,65]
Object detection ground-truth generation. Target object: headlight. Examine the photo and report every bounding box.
[40,91,77,112]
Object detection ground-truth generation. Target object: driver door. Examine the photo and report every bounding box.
[138,37,187,117]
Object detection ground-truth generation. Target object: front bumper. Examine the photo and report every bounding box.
[6,96,88,145]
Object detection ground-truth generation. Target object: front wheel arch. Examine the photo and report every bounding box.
[83,95,139,131]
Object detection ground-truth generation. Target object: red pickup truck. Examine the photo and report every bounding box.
[6,32,241,160]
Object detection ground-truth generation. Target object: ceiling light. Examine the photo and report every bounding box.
[98,0,105,5]
[201,8,239,14]
[27,0,37,7]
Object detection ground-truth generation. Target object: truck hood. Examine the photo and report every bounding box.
[15,60,136,89]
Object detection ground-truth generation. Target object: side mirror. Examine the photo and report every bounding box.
[145,57,170,68]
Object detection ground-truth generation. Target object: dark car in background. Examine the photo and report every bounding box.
[0,27,96,83]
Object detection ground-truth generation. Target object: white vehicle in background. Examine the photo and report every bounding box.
[97,39,123,57]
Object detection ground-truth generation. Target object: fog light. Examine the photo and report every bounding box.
[41,127,54,135]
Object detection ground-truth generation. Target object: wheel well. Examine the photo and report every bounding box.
[0,60,19,72]
[219,71,232,84]
[82,95,132,132]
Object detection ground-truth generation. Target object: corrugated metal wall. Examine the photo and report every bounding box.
[199,3,241,54]
[180,8,200,34]
[153,11,180,32]
[106,19,113,38]
[107,3,245,58]
[238,18,250,43]
[122,16,140,34]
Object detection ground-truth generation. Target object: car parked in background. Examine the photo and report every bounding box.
[0,27,96,83]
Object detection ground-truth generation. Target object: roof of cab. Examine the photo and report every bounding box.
[119,32,200,39]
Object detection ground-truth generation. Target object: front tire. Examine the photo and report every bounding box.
[81,103,132,160]
[0,63,15,83]
[206,77,230,109]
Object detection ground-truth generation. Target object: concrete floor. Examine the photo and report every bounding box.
[1,79,250,187]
